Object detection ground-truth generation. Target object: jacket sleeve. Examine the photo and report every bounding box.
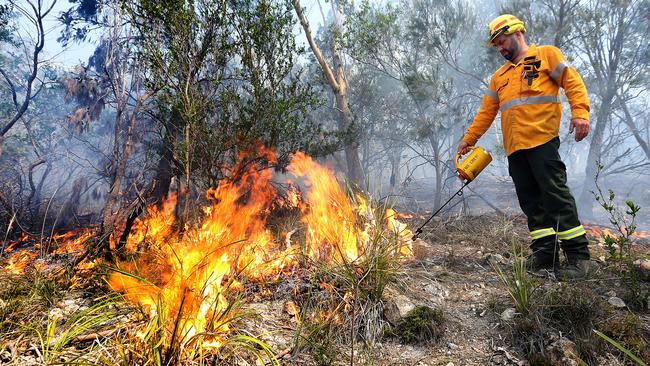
[463,77,500,146]
[546,46,590,121]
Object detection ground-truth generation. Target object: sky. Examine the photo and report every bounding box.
[31,0,339,69]
[40,0,96,68]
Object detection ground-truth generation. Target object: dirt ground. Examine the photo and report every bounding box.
[1,214,648,365]
[246,214,650,366]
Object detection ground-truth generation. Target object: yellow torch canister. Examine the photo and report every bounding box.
[455,146,492,181]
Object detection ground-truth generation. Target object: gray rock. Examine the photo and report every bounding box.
[604,290,617,297]
[546,335,578,366]
[382,287,416,326]
[485,253,505,266]
[500,307,517,321]
[608,296,626,308]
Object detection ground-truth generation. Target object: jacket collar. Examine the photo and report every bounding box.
[498,44,537,76]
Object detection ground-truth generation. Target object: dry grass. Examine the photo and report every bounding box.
[290,197,411,365]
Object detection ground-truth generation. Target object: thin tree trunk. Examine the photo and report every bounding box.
[26,157,45,221]
[618,94,650,161]
[578,86,615,216]
[32,161,51,220]
[428,135,442,210]
[293,0,364,185]
[389,148,401,191]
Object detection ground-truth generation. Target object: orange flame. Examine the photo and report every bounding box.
[4,250,38,274]
[108,148,414,350]
[53,229,94,255]
[288,151,361,262]
[584,224,649,243]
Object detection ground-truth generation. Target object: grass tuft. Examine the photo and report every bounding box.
[384,305,445,344]
[492,239,535,315]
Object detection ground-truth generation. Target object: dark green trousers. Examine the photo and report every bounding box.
[507,137,590,261]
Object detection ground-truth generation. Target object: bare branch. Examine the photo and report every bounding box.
[0,0,54,137]
[292,0,339,91]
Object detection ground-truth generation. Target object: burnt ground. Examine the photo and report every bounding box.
[1,213,648,365]
[243,213,650,366]
[1,172,649,365]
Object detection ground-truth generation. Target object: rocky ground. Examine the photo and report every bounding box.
[1,215,649,365]
[243,214,650,366]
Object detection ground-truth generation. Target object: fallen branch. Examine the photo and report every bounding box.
[276,346,293,359]
[74,328,118,342]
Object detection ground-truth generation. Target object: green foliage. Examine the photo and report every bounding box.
[594,329,648,366]
[0,271,65,337]
[537,284,602,337]
[0,3,13,44]
[125,0,324,190]
[106,267,278,366]
[293,195,409,363]
[492,240,535,315]
[384,305,445,344]
[503,282,605,364]
[27,298,118,365]
[302,319,337,366]
[596,312,650,364]
[344,0,481,202]
[591,162,640,262]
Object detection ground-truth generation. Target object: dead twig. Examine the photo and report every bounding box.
[74,328,118,342]
[275,346,293,359]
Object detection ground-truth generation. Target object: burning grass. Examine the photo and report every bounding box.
[104,149,413,357]
[0,148,417,364]
[0,148,418,364]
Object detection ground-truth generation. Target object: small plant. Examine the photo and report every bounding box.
[591,162,641,264]
[293,194,410,364]
[492,239,534,315]
[105,270,278,366]
[27,297,119,364]
[591,161,648,309]
[384,305,445,344]
[538,283,602,337]
[595,312,650,364]
[503,283,604,364]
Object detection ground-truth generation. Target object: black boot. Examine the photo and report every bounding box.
[526,238,560,272]
[556,235,594,280]
[555,258,597,280]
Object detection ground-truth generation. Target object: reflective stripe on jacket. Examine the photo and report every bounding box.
[463,44,590,156]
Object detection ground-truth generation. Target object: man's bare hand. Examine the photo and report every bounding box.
[570,118,590,142]
[457,141,471,155]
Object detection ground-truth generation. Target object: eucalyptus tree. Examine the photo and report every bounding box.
[574,0,650,213]
[52,0,322,252]
[0,1,73,233]
[293,0,365,185]
[122,0,321,223]
[0,0,57,140]
[347,60,410,193]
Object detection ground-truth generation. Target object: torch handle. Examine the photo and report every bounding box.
[412,180,470,240]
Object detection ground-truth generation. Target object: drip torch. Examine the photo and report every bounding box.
[412,146,492,240]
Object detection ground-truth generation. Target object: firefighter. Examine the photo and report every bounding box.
[457,14,593,279]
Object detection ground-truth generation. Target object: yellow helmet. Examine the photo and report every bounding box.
[487,14,526,46]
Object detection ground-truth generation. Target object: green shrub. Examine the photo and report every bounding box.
[384,305,445,344]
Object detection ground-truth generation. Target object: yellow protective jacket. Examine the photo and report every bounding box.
[463,44,590,156]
